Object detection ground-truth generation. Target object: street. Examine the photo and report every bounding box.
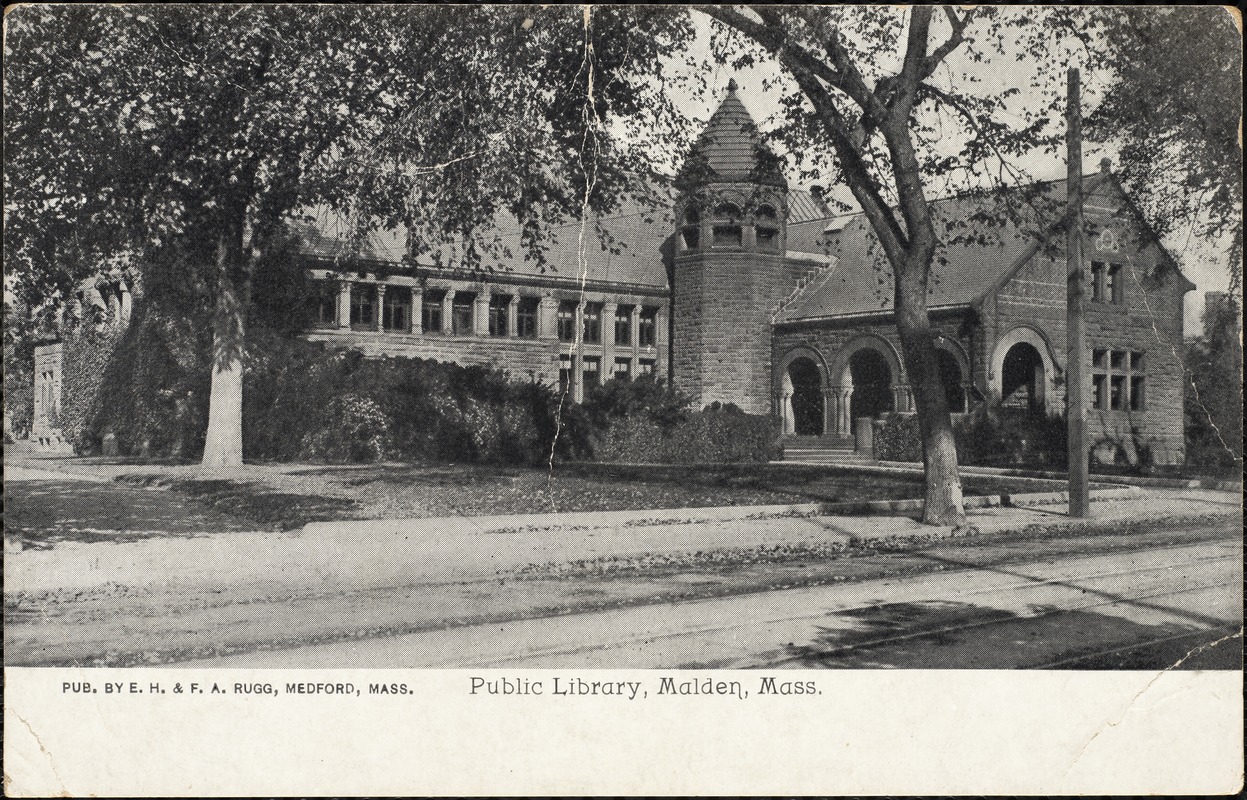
[175,531,1240,669]
[5,460,1240,669]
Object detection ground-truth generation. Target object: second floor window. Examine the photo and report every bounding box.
[382,289,410,332]
[1091,262,1124,304]
[638,307,657,347]
[314,281,337,326]
[452,293,475,334]
[488,295,509,336]
[557,301,577,342]
[582,302,602,344]
[422,291,444,333]
[615,305,632,345]
[516,297,539,338]
[350,285,375,327]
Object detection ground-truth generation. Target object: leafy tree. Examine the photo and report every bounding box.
[1086,7,1243,297]
[1185,296,1244,474]
[3,5,689,466]
[698,6,1100,525]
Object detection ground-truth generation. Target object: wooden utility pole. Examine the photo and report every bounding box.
[1066,68,1090,517]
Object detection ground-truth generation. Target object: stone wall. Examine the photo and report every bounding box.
[673,251,806,413]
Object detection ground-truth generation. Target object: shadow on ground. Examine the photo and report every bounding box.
[784,600,1243,670]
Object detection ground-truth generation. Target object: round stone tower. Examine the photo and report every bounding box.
[672,79,790,413]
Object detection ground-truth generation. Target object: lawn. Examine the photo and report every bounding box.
[66,459,1084,530]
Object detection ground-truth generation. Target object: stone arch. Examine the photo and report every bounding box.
[990,324,1061,414]
[933,336,972,413]
[825,334,907,436]
[775,346,829,435]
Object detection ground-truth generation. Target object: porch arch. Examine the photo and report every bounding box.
[933,336,972,413]
[990,324,1062,414]
[775,346,830,435]
[827,334,907,435]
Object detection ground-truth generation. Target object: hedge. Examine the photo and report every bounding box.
[591,407,780,464]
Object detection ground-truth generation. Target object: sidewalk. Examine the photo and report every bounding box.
[6,485,1240,599]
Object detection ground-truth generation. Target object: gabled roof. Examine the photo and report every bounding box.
[776,175,1115,323]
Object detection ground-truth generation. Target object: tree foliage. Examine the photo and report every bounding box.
[1086,7,1243,295]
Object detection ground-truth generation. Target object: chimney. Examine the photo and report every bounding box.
[1100,157,1112,174]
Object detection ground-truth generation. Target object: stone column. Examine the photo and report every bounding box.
[474,287,491,336]
[507,295,519,337]
[337,281,352,329]
[574,301,586,402]
[833,387,854,436]
[441,289,455,335]
[538,295,558,339]
[822,388,836,437]
[375,284,386,331]
[601,301,617,378]
[655,306,669,375]
[119,284,132,324]
[410,287,423,334]
[893,384,913,413]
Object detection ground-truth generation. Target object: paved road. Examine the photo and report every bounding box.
[176,532,1241,669]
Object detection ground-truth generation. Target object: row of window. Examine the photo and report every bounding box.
[1091,349,1145,412]
[315,282,659,345]
[680,203,780,251]
[555,301,658,346]
[557,354,657,394]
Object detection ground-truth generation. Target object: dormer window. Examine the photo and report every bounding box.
[712,203,742,248]
[681,207,701,250]
[755,204,779,251]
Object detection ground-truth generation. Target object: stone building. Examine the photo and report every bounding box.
[309,80,1193,465]
[30,82,1195,464]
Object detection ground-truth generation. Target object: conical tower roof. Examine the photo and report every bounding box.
[678,79,787,189]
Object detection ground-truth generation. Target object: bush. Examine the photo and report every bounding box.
[954,406,1068,469]
[592,404,780,464]
[873,413,923,462]
[299,393,392,463]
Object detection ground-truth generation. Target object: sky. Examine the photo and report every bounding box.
[654,8,1237,335]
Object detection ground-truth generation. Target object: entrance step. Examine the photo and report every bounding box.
[780,436,875,465]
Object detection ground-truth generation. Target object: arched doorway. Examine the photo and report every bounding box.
[787,357,824,435]
[849,349,894,420]
[1001,342,1045,411]
[937,349,966,413]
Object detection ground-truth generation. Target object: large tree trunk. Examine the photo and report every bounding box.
[201,229,248,469]
[894,270,965,527]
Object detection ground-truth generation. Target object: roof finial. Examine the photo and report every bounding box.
[726,77,738,93]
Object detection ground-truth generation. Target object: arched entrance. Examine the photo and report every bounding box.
[849,349,894,420]
[1001,342,1045,411]
[937,349,966,413]
[787,357,824,435]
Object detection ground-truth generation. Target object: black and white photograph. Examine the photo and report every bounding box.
[3,4,1242,795]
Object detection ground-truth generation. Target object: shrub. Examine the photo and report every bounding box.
[592,405,780,464]
[954,405,1068,468]
[299,393,392,462]
[873,412,923,462]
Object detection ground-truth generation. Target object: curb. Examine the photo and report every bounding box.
[301,486,1143,537]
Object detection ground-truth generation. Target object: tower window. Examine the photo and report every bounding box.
[681,207,700,250]
[755,204,780,251]
[712,203,742,248]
